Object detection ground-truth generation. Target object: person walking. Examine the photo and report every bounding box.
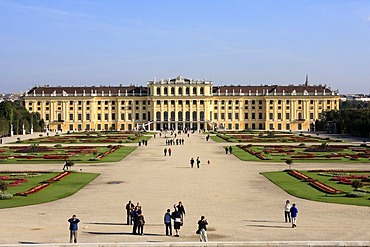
[197,216,208,242]
[224,147,228,154]
[290,203,298,228]
[168,148,172,156]
[137,209,145,235]
[126,200,134,225]
[284,200,291,223]
[171,205,182,237]
[68,215,80,243]
[190,157,195,168]
[164,148,167,156]
[164,209,172,236]
[196,157,201,168]
[229,146,233,154]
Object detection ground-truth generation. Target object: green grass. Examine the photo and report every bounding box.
[0,146,136,164]
[99,146,136,162]
[232,145,370,163]
[210,135,227,142]
[0,172,99,208]
[262,171,370,207]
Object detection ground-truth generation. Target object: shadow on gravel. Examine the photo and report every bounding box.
[86,231,163,236]
[86,222,125,226]
[245,224,291,229]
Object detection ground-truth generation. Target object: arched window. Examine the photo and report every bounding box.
[164,111,168,121]
[164,87,168,95]
[171,111,175,121]
[156,111,161,121]
[171,87,175,95]
[193,87,197,95]
[185,111,190,121]
[200,111,205,121]
[156,87,160,95]
[186,87,190,95]
[178,87,183,95]
[178,111,183,121]
[298,112,303,120]
[57,113,62,121]
[192,111,197,121]
[200,87,204,95]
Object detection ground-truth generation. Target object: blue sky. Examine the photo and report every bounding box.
[0,0,369,94]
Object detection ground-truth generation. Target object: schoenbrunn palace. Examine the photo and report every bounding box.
[23,76,340,132]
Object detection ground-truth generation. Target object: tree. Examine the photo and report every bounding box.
[285,159,293,170]
[351,180,364,189]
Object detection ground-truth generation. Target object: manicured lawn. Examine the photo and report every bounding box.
[210,135,227,142]
[0,146,136,164]
[0,172,99,209]
[16,133,151,144]
[212,131,338,143]
[232,145,370,163]
[262,171,370,207]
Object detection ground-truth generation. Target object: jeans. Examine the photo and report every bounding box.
[285,211,291,222]
[165,222,172,235]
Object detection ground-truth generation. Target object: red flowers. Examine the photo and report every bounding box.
[309,181,342,194]
[15,171,72,196]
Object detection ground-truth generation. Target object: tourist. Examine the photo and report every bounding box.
[137,209,145,235]
[196,157,201,168]
[197,215,208,242]
[284,200,291,223]
[168,148,172,156]
[125,200,134,225]
[68,214,80,243]
[171,205,182,237]
[164,148,167,156]
[164,209,172,236]
[190,157,195,168]
[290,203,298,228]
[132,206,139,234]
[229,146,233,154]
[224,147,228,154]
[176,201,186,224]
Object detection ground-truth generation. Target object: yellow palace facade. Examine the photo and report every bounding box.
[22,76,340,132]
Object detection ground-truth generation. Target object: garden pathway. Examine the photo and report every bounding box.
[0,131,369,245]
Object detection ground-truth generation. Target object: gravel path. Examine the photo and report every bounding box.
[0,132,369,244]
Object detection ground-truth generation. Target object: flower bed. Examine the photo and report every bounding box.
[14,171,72,196]
[309,181,342,194]
[288,170,314,181]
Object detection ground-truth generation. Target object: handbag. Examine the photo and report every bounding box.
[196,229,200,234]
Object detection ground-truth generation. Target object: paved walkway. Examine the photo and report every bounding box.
[0,132,369,245]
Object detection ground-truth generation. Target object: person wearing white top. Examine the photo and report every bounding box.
[284,200,291,223]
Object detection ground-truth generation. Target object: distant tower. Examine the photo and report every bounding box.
[305,74,309,86]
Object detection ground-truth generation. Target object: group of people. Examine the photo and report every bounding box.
[138,140,149,146]
[163,147,172,156]
[189,157,201,168]
[165,138,185,145]
[224,146,233,154]
[163,201,186,237]
[125,201,146,235]
[284,200,299,228]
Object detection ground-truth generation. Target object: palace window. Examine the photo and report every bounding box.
[157,88,160,95]
[171,87,175,95]
[86,114,90,121]
[179,87,183,95]
[186,87,190,95]
[221,113,225,119]
[105,114,108,120]
[193,87,197,95]
[200,87,204,95]
[164,88,168,95]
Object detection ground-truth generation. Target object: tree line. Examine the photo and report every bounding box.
[0,101,44,136]
[315,102,370,138]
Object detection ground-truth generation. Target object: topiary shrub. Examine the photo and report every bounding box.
[345,191,366,197]
[0,192,13,200]
[0,181,8,192]
[351,180,364,189]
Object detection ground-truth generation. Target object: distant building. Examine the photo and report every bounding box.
[22,76,340,132]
